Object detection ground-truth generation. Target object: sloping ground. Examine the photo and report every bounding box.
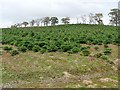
[2,44,118,88]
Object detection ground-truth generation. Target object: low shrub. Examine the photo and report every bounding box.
[89,54,94,57]
[104,44,109,48]
[42,45,48,49]
[71,47,80,53]
[0,51,2,55]
[47,45,58,52]
[61,45,72,52]
[27,43,34,50]
[18,46,27,52]
[18,44,22,47]
[88,43,92,45]
[98,42,102,45]
[92,40,98,45]
[38,41,48,47]
[32,45,40,52]
[101,55,108,60]
[94,53,103,58]
[14,41,20,46]
[82,49,91,56]
[10,42,14,45]
[81,47,88,51]
[40,49,46,54]
[77,44,82,48]
[67,50,73,54]
[103,39,111,44]
[109,61,114,65]
[8,47,13,50]
[58,49,63,52]
[103,48,112,55]
[9,50,19,56]
[73,44,82,48]
[3,46,8,50]
[94,46,99,50]
[101,55,114,64]
[3,46,12,50]
[86,46,91,49]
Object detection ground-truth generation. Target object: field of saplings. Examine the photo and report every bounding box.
[2,24,118,88]
[2,24,118,56]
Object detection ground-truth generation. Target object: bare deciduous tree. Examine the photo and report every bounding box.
[81,15,87,24]
[35,19,41,27]
[88,13,95,24]
[76,17,79,24]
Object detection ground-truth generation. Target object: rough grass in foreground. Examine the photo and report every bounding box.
[2,44,118,88]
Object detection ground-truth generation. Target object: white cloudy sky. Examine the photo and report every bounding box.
[0,0,119,28]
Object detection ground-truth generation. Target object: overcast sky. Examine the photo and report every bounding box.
[0,0,119,28]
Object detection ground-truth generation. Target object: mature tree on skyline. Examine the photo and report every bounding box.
[61,17,70,24]
[93,13,104,24]
[10,7,119,28]
[108,8,118,26]
[22,21,29,27]
[50,17,58,25]
[30,20,35,27]
[11,24,17,28]
[16,23,21,27]
[43,17,50,26]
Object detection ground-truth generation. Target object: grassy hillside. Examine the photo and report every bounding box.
[2,24,118,88]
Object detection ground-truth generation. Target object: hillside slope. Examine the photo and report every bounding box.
[2,24,118,88]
